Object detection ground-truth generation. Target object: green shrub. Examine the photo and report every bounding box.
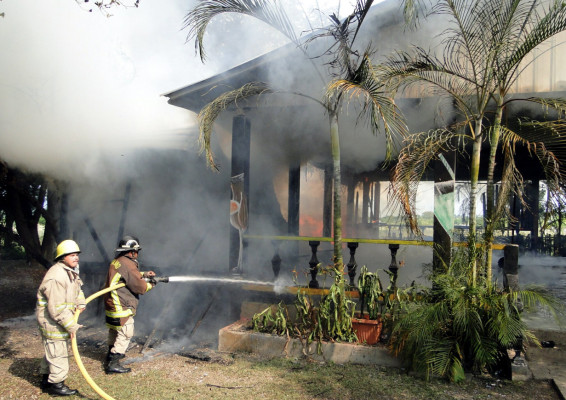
[389,251,565,382]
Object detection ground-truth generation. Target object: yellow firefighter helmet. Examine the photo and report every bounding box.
[55,240,81,260]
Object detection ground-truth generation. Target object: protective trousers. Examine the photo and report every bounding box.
[108,316,134,354]
[39,338,69,384]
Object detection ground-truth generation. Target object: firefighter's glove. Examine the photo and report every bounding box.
[144,276,157,286]
[68,324,84,335]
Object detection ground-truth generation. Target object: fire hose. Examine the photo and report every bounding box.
[71,277,169,400]
[72,283,124,400]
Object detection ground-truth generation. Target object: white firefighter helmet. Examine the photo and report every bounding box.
[115,235,142,253]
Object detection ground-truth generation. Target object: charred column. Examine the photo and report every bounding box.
[271,240,281,280]
[288,162,300,236]
[229,114,250,275]
[288,161,301,266]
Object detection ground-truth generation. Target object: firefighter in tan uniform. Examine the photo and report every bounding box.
[36,239,85,396]
[103,235,155,373]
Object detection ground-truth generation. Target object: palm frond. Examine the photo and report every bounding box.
[197,82,274,170]
[327,52,408,160]
[402,0,432,28]
[514,118,566,186]
[492,127,527,222]
[518,285,566,322]
[184,0,297,62]
[516,97,566,119]
[379,47,481,117]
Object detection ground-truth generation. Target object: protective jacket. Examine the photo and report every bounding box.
[104,254,152,329]
[36,262,85,340]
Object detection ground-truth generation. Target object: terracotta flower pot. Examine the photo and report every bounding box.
[351,316,383,345]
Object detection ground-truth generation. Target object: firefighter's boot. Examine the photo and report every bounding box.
[45,381,78,396]
[106,353,131,374]
[40,374,49,391]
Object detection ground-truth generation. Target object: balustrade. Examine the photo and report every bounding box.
[346,242,358,287]
[308,241,320,288]
[257,237,410,289]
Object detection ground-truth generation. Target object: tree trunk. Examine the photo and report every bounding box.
[484,102,504,286]
[7,187,49,268]
[330,111,343,270]
[468,124,483,287]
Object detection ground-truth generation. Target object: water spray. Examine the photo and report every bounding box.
[144,275,274,287]
[167,275,274,286]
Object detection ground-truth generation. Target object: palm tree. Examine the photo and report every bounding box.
[381,0,566,286]
[184,0,407,271]
[390,248,565,381]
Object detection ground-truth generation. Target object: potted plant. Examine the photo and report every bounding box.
[352,266,390,345]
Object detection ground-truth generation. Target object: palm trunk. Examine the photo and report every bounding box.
[484,102,504,286]
[330,111,344,271]
[330,110,352,338]
[468,125,482,287]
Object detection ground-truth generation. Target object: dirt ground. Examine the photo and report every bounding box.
[0,259,563,400]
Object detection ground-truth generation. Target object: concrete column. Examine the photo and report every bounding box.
[229,115,250,274]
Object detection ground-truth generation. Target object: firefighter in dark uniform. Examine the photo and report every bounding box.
[103,235,155,373]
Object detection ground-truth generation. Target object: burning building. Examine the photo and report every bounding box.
[164,0,566,288]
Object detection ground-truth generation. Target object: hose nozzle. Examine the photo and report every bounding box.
[144,276,169,285]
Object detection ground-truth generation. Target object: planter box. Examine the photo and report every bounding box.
[218,319,401,367]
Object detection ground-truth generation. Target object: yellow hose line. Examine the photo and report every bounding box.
[72,283,125,400]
